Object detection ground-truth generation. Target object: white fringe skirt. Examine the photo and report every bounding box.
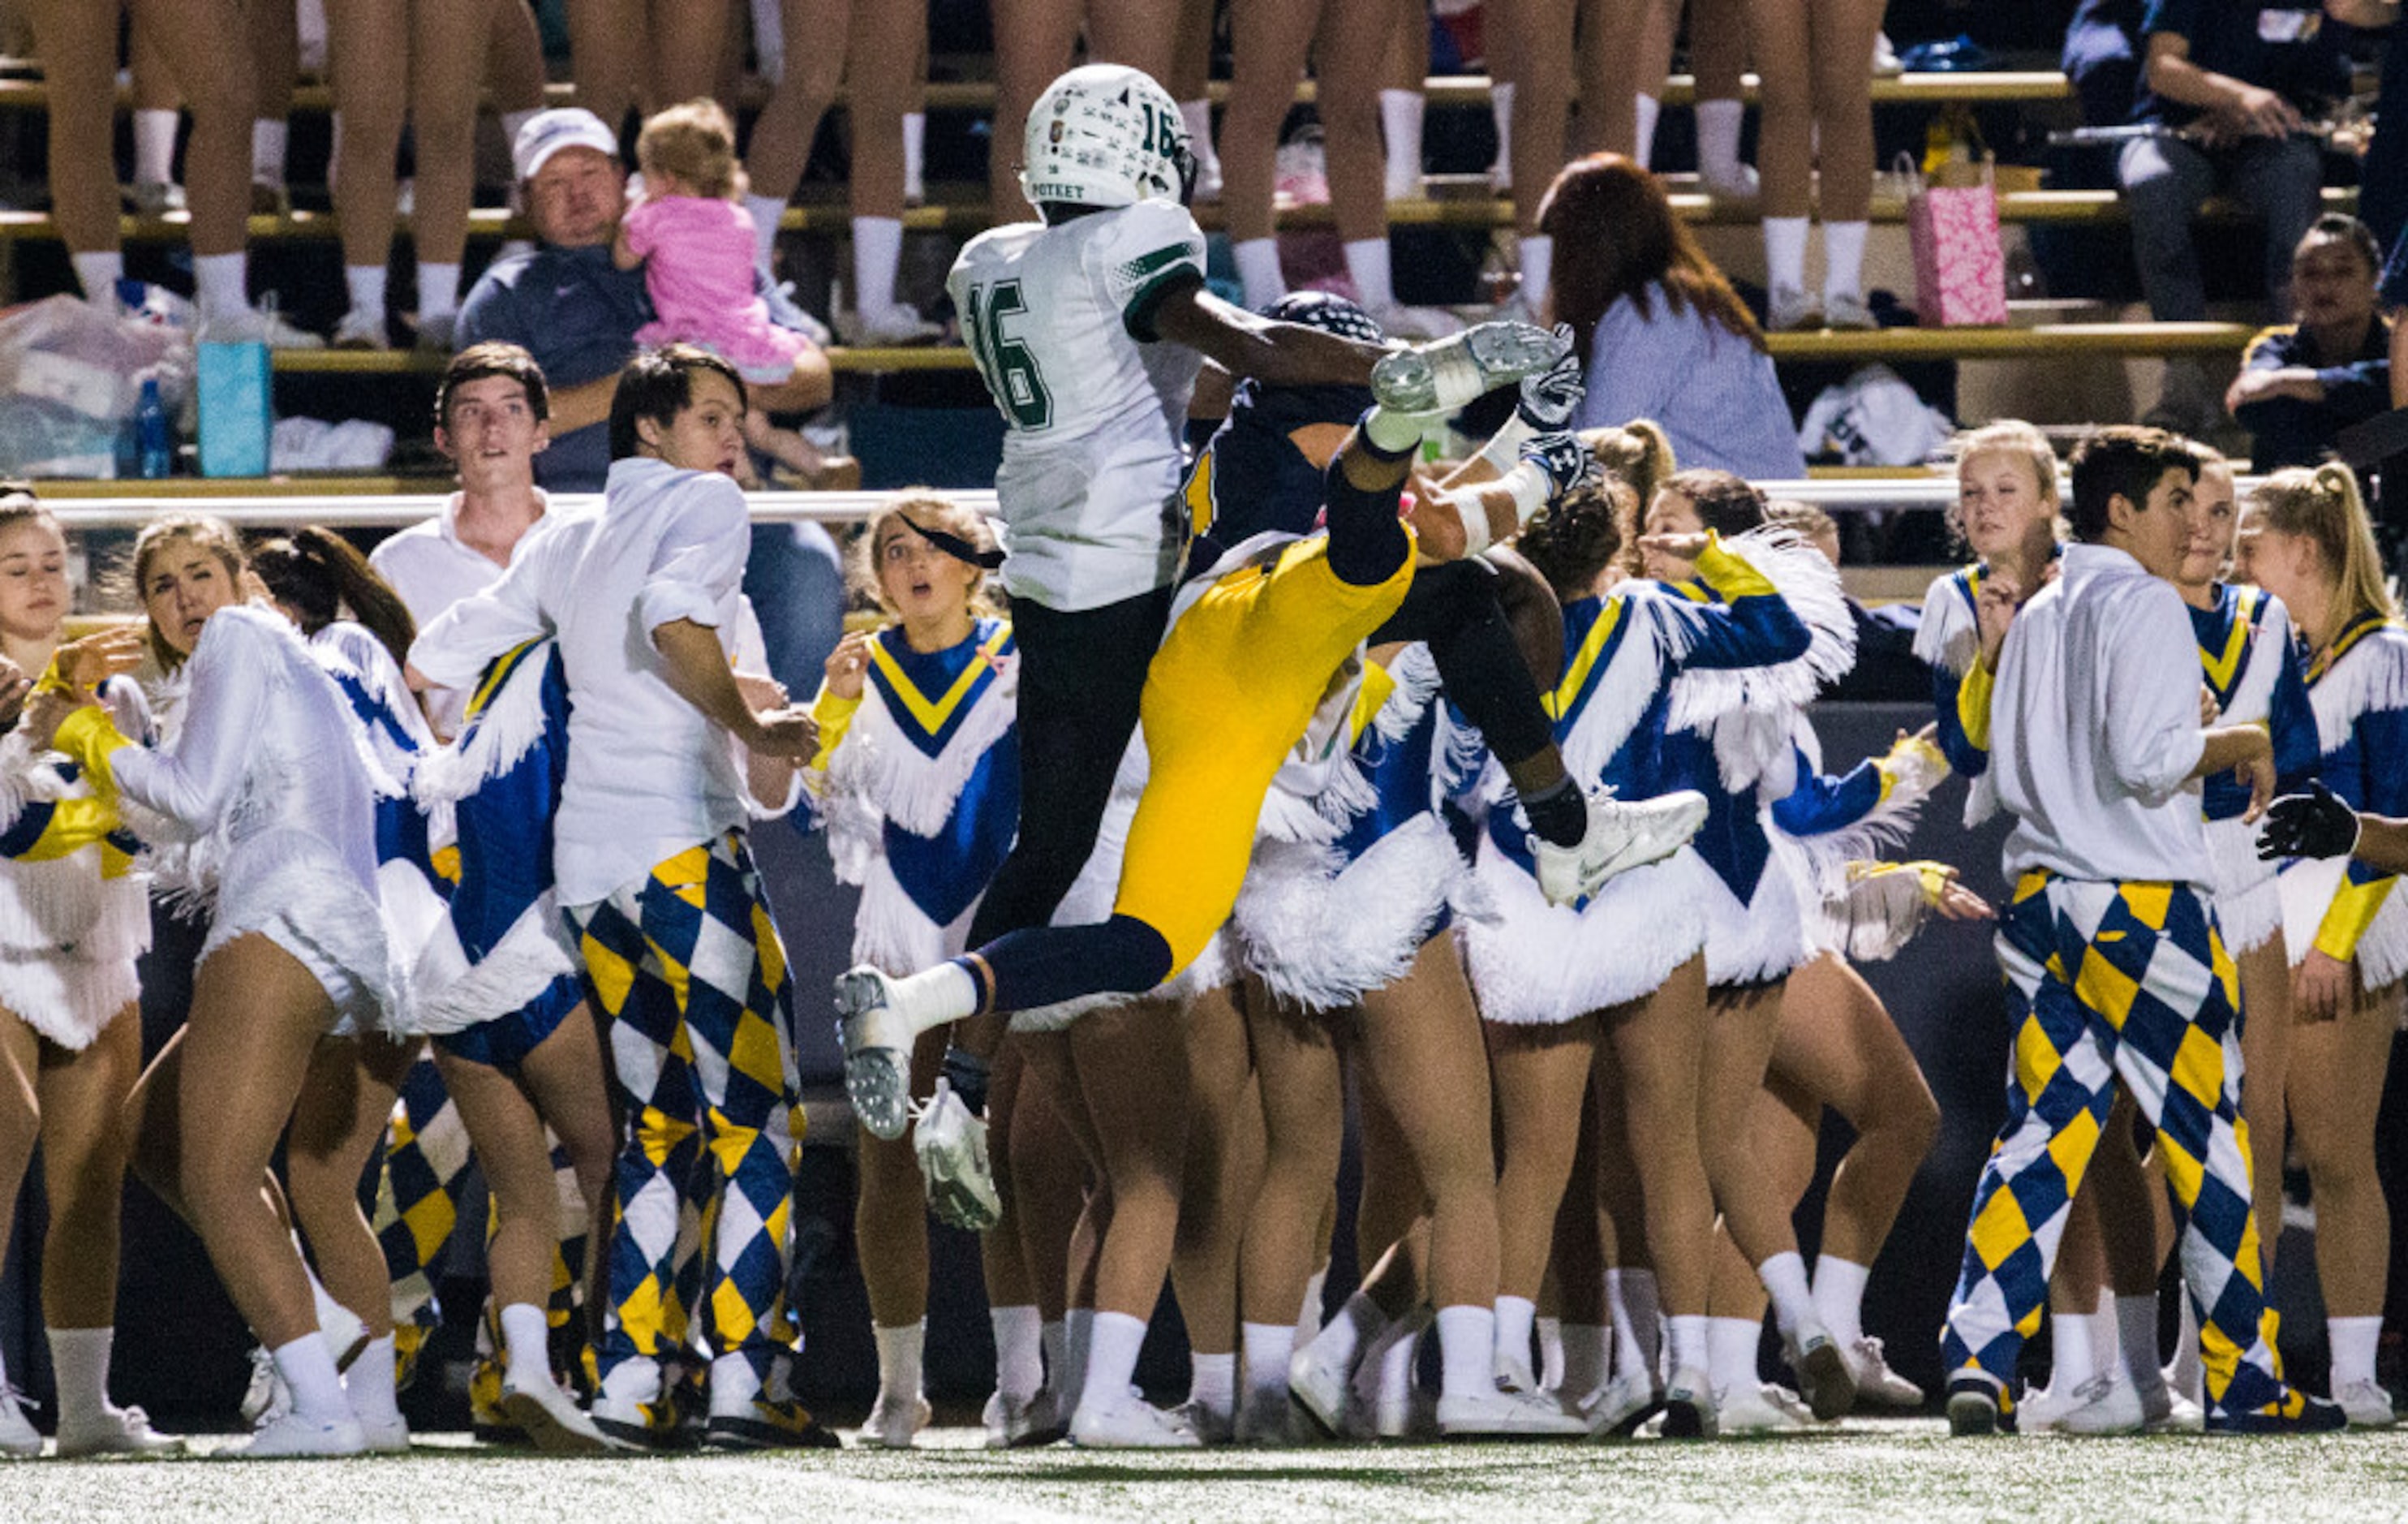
[1462,838,1713,1025]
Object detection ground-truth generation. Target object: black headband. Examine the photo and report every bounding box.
[899,513,1006,570]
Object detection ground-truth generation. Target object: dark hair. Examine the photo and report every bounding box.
[2298,212,2381,277]
[1658,467,1766,536]
[437,342,550,430]
[608,344,749,461]
[1539,153,1768,368]
[1517,480,1637,602]
[2066,426,2199,542]
[250,527,418,670]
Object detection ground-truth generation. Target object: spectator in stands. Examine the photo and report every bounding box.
[2119,0,2346,436]
[1745,0,1886,329]
[1544,154,1810,479]
[984,0,1181,224]
[2326,0,2404,252]
[456,110,843,695]
[2230,213,2392,468]
[2062,0,2147,129]
[28,0,317,343]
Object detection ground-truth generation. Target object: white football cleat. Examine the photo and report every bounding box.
[858,1391,933,1449]
[835,965,917,1141]
[1434,1386,1587,1438]
[54,1404,186,1458]
[231,1410,368,1459]
[1069,1396,1206,1449]
[1370,321,1569,415]
[498,1374,609,1454]
[914,1078,1002,1230]
[1533,790,1709,906]
[2334,1379,2398,1428]
[1785,1325,1858,1423]
[2053,1372,2145,1436]
[1654,1368,1716,1439]
[1847,1337,1925,1407]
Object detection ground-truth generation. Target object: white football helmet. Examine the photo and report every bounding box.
[1019,63,1196,213]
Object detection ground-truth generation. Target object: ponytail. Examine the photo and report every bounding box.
[250,527,419,669]
[2248,462,2399,632]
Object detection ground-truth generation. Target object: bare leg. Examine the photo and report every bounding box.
[986,0,1087,222]
[1220,0,1325,247]
[854,1030,948,1328]
[286,1034,416,1338]
[1172,984,1258,1363]
[1805,0,1881,224]
[844,0,924,222]
[1315,0,1393,246]
[0,1015,40,1284]
[1772,954,1939,1269]
[646,0,732,107]
[566,0,643,131]
[1068,1003,1192,1324]
[35,1007,144,1328]
[1485,1014,1601,1302]
[1601,955,1713,1319]
[140,0,256,258]
[1353,1064,1425,1277]
[1739,0,1809,221]
[326,0,409,282]
[2285,979,2403,1320]
[1700,980,1796,1267]
[1238,991,1344,1325]
[1502,0,1578,234]
[1007,1039,1086,1323]
[409,0,489,270]
[749,0,851,212]
[24,0,123,257]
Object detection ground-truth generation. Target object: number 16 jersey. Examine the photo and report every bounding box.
[946,199,1207,613]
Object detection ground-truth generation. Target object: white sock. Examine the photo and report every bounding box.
[1178,99,1219,184]
[1380,88,1425,196]
[1764,216,1810,295]
[1241,1320,1296,1406]
[1188,1350,1236,1419]
[273,1333,351,1425]
[1632,93,1660,171]
[343,264,389,327]
[600,1355,662,1404]
[1822,219,1868,304]
[1078,1311,1147,1417]
[853,215,905,316]
[902,111,927,202]
[1489,81,1514,184]
[892,962,981,1034]
[1434,1303,1496,1401]
[304,1259,348,1337]
[1665,1312,1709,1381]
[1308,1290,1387,1380]
[874,1320,926,1402]
[707,1350,761,1414]
[252,118,290,187]
[1296,1267,1328,1346]
[2051,1300,2097,1391]
[1708,1315,1761,1393]
[1606,1269,1660,1379]
[499,1302,551,1387]
[1811,1255,1872,1350]
[1060,1309,1093,1411]
[343,1333,401,1425]
[2169,1294,2203,1398]
[194,252,250,320]
[71,251,125,307]
[1559,1322,1607,1402]
[746,192,789,274]
[1537,1315,1565,1391]
[1755,1251,1817,1341]
[1494,1294,1537,1382]
[134,108,178,186]
[2331,1315,2384,1388]
[45,1327,114,1424]
[1344,237,1396,312]
[993,1306,1043,1403]
[1234,238,1286,309]
[1517,233,1553,311]
[418,261,462,321]
[328,112,345,198]
[1696,98,1744,183]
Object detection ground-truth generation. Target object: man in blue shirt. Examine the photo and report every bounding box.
[2117,0,2347,435]
[2229,213,2392,467]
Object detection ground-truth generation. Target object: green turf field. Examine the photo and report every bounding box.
[6,1422,2408,1522]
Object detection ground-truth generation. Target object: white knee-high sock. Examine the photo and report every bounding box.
[344,265,389,329]
[2051,1301,2097,1391]
[1764,216,1810,295]
[1235,238,1286,309]
[1493,1294,1537,1383]
[252,118,290,187]
[1381,88,1425,199]
[1665,1312,1709,1383]
[1241,1320,1296,1408]
[875,1320,927,1401]
[1755,1251,1817,1341]
[71,251,125,307]
[902,111,927,204]
[1345,237,1396,311]
[1696,98,1745,183]
[746,192,789,274]
[1489,82,1515,187]
[1079,1311,1147,1415]
[273,1334,351,1424]
[2331,1316,2384,1388]
[1822,219,1869,304]
[344,1333,402,1426]
[1632,93,1661,171]
[418,262,462,321]
[993,1306,1043,1403]
[1187,1350,1236,1422]
[1812,1255,1873,1350]
[499,1302,552,1387]
[1517,233,1553,310]
[134,108,178,186]
[1434,1303,1497,1401]
[1178,99,1219,187]
[854,214,905,316]
[1708,1315,1761,1395]
[1537,1315,1565,1391]
[45,1328,115,1424]
[194,252,251,321]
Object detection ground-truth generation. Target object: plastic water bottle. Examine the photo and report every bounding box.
[135,377,171,479]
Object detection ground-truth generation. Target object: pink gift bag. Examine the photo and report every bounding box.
[1906,157,2009,328]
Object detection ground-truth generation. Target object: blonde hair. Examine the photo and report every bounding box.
[847,492,1002,619]
[2247,462,2400,632]
[1580,420,1676,516]
[635,98,746,200]
[1946,419,2062,548]
[126,514,247,670]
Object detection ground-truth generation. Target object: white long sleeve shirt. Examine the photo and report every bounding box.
[1992,543,2212,885]
[370,491,557,738]
[408,457,763,907]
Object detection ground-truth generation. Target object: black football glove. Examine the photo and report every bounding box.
[1520,430,1600,498]
[2256,780,2360,861]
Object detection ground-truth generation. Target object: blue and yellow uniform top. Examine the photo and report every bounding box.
[1912,547,2064,784]
[0,674,148,874]
[2191,582,2320,823]
[310,621,442,889]
[2294,612,2408,969]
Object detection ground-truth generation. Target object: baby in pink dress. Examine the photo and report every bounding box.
[614,99,827,478]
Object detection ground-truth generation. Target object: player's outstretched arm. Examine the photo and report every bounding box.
[1150,278,1389,389]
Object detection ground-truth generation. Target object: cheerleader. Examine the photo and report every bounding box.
[1638,470,1860,1423]
[0,489,177,1458]
[805,493,1018,1448]
[2239,463,2408,1427]
[35,515,410,1458]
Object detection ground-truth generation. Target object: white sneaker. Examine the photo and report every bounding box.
[1533,790,1709,907]
[232,1410,368,1458]
[1365,303,1464,342]
[2018,1380,2075,1432]
[2334,1379,2398,1428]
[1434,1385,1587,1437]
[1823,291,1877,332]
[983,1387,1067,1449]
[331,307,390,351]
[2148,1389,2204,1434]
[858,1391,933,1449]
[914,1077,1001,1230]
[1699,163,1761,200]
[1847,1337,1924,1407]
[1587,1370,1662,1437]
[355,1407,410,1454]
[0,1387,38,1457]
[498,1374,608,1453]
[1069,1396,1205,1449]
[128,179,187,217]
[1767,285,1824,334]
[1288,1336,1356,1437]
[1872,29,1903,75]
[835,965,917,1141]
[835,303,944,347]
[54,1405,186,1458]
[1370,320,1571,415]
[202,303,328,351]
[1718,1381,1812,1435]
[1785,1325,1857,1422]
[2053,1372,2145,1436]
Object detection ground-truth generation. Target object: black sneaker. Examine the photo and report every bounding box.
[1946,1374,2016,1436]
[2206,1388,2349,1435]
[703,1398,845,1451]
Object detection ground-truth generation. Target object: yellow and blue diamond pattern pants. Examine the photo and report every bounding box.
[1941,871,2293,1416]
[564,833,804,1385]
